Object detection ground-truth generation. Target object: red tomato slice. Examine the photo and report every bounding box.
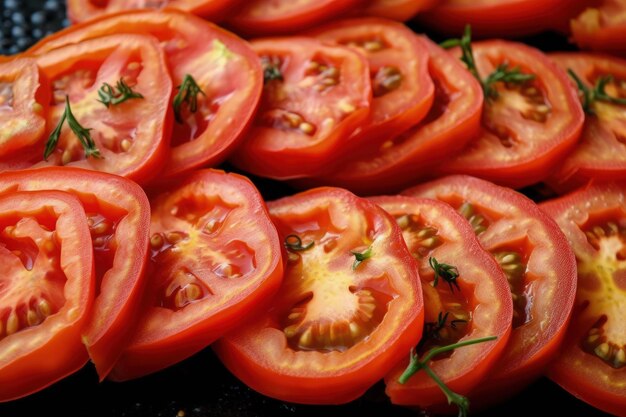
[1,34,172,185]
[109,169,283,381]
[548,53,626,192]
[227,0,364,36]
[310,18,434,150]
[0,190,94,401]
[0,58,48,161]
[214,187,424,404]
[571,1,626,55]
[405,175,577,405]
[305,37,482,195]
[419,0,581,37]
[29,10,262,181]
[362,0,438,21]
[67,0,241,23]
[440,41,584,188]
[540,183,626,417]
[230,38,371,180]
[0,167,150,379]
[372,196,512,409]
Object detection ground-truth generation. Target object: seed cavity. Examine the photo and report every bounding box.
[373,66,403,97]
[394,214,442,259]
[457,202,489,235]
[305,60,340,92]
[261,109,317,136]
[583,317,626,369]
[493,250,529,328]
[159,269,211,311]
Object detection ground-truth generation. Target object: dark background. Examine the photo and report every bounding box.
[0,1,613,416]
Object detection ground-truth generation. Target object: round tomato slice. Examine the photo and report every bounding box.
[0,190,94,401]
[109,169,283,381]
[371,196,512,409]
[305,37,482,195]
[548,53,626,192]
[0,167,150,379]
[29,10,262,181]
[226,0,364,36]
[540,183,626,417]
[310,18,434,151]
[0,58,48,163]
[405,175,577,404]
[440,40,584,188]
[1,34,172,185]
[67,0,240,23]
[230,38,371,180]
[213,187,423,404]
[361,0,438,21]
[571,1,626,55]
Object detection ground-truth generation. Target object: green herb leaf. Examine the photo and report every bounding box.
[284,234,314,252]
[568,69,626,114]
[97,78,143,108]
[351,246,373,270]
[44,96,102,161]
[429,257,461,292]
[173,74,206,124]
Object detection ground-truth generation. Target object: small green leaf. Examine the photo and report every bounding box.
[284,234,314,252]
[97,78,143,108]
[351,246,373,270]
[173,74,206,124]
[429,257,461,292]
[568,69,626,114]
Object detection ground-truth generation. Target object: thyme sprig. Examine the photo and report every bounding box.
[567,69,626,114]
[173,74,205,124]
[97,78,143,108]
[351,246,373,270]
[429,257,461,293]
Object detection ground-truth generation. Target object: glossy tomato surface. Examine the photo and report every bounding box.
[548,52,626,192]
[0,58,48,161]
[231,38,371,179]
[440,40,584,188]
[310,18,434,150]
[405,175,578,404]
[214,187,423,404]
[0,167,150,379]
[0,190,94,401]
[110,169,283,381]
[541,183,626,417]
[571,0,626,55]
[372,196,512,408]
[29,10,263,181]
[362,0,438,21]
[309,37,482,195]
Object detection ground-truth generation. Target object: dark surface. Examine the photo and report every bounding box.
[0,1,614,416]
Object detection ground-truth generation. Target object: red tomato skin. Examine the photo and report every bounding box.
[361,0,438,21]
[0,167,151,379]
[0,191,95,401]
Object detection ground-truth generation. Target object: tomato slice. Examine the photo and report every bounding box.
[440,41,584,188]
[213,187,423,404]
[306,37,482,195]
[29,10,262,181]
[226,0,364,36]
[231,38,371,180]
[405,175,577,404]
[361,0,438,21]
[67,0,241,23]
[548,53,626,192]
[310,18,434,150]
[1,34,172,185]
[372,196,512,409]
[419,0,580,37]
[0,167,150,379]
[571,0,626,55]
[109,169,283,381]
[0,58,48,164]
[540,183,626,417]
[0,190,94,401]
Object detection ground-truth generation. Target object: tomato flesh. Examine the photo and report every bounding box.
[362,0,438,21]
[0,191,94,401]
[109,169,283,380]
[571,0,626,55]
[214,187,423,404]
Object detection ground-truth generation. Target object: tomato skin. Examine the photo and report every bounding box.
[440,41,584,188]
[214,187,424,404]
[373,195,513,408]
[28,10,263,181]
[109,169,283,381]
[540,183,626,417]
[0,167,150,379]
[226,0,364,36]
[404,175,578,405]
[362,0,438,21]
[571,1,626,55]
[310,18,434,153]
[0,58,48,161]
[231,38,372,180]
[547,53,626,193]
[302,36,482,195]
[0,190,94,401]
